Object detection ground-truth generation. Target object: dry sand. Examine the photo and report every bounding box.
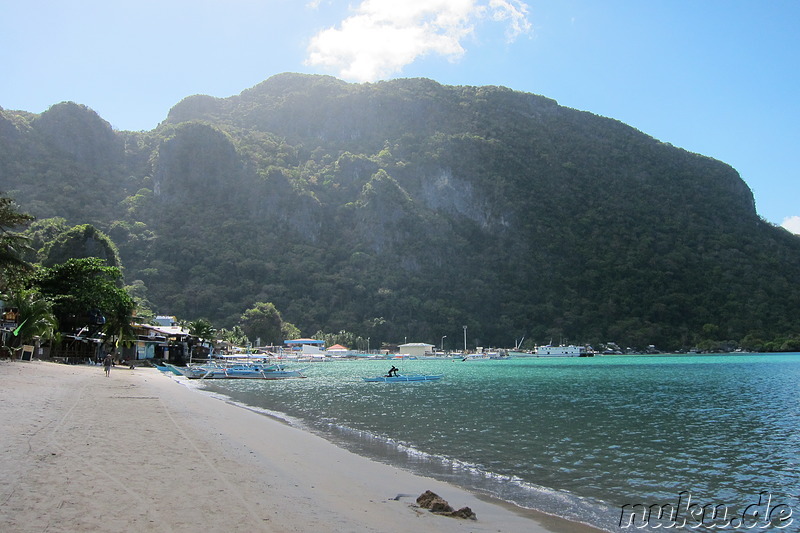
[0,360,601,533]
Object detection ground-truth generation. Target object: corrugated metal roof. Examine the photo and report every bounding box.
[284,338,325,345]
[140,324,189,336]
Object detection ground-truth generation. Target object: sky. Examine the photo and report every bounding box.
[1,0,798,233]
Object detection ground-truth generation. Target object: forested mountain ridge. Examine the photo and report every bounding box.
[2,73,799,351]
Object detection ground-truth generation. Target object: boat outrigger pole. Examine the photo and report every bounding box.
[515,336,524,350]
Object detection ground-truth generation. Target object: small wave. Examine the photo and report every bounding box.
[317,420,618,531]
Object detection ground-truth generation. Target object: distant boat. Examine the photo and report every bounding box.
[362,373,443,383]
[534,345,583,357]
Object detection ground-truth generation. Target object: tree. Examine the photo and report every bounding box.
[32,257,134,335]
[188,318,216,358]
[239,302,293,346]
[281,321,301,342]
[19,217,69,264]
[125,279,154,321]
[0,194,35,290]
[101,297,137,359]
[218,325,248,346]
[39,224,122,269]
[2,288,58,350]
[313,329,365,349]
[0,195,35,230]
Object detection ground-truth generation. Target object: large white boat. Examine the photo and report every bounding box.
[534,344,584,357]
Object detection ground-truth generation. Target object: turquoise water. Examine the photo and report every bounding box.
[193,354,800,531]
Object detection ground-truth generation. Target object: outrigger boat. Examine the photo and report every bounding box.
[153,362,184,376]
[362,373,443,383]
[178,362,307,380]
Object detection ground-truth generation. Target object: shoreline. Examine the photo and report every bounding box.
[0,360,604,532]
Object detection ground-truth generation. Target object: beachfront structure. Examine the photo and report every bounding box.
[284,338,326,357]
[121,323,191,363]
[326,344,351,357]
[398,342,435,357]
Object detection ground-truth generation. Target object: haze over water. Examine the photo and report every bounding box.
[192,353,799,531]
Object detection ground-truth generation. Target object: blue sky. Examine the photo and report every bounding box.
[1,0,798,232]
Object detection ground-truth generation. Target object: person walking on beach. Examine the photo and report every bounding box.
[103,355,112,377]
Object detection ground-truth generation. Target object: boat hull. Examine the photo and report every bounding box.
[155,363,185,376]
[362,374,443,383]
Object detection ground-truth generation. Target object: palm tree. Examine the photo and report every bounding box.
[102,306,137,362]
[188,318,216,362]
[0,194,35,291]
[0,240,31,271]
[0,228,34,293]
[4,288,58,351]
[218,326,249,347]
[96,279,137,361]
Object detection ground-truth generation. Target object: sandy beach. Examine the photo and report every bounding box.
[0,360,600,533]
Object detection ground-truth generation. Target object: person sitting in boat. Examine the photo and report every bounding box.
[387,365,399,377]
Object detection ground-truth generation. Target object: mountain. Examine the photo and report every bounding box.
[2,73,799,351]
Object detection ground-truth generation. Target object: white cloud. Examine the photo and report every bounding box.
[781,216,800,235]
[486,0,531,41]
[305,0,531,82]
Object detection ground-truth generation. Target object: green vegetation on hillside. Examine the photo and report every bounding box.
[2,74,799,352]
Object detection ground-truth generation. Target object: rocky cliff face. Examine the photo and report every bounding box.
[33,102,122,168]
[152,123,242,203]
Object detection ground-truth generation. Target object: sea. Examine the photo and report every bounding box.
[185,353,800,532]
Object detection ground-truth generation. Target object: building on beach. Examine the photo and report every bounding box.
[397,343,435,358]
[120,323,191,363]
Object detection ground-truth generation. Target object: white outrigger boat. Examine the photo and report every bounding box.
[178,362,307,380]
